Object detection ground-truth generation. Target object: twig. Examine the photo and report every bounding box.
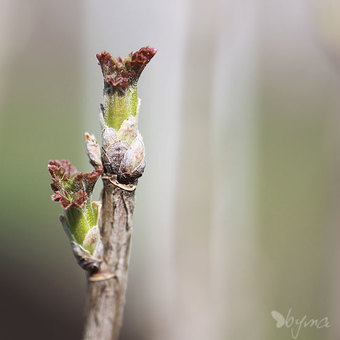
[47,46,156,340]
[83,179,135,340]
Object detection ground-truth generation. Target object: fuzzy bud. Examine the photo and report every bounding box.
[97,47,155,184]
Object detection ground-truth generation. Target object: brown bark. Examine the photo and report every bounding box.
[82,178,135,340]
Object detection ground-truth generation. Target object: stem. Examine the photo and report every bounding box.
[83,179,135,340]
[79,47,155,339]
[104,87,138,130]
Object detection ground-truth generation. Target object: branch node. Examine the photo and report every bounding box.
[89,272,115,282]
[102,174,137,192]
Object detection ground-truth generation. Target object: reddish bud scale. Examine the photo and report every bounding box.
[52,189,87,210]
[48,160,103,210]
[96,46,157,93]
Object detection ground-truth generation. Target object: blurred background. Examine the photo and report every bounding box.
[1,0,340,339]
